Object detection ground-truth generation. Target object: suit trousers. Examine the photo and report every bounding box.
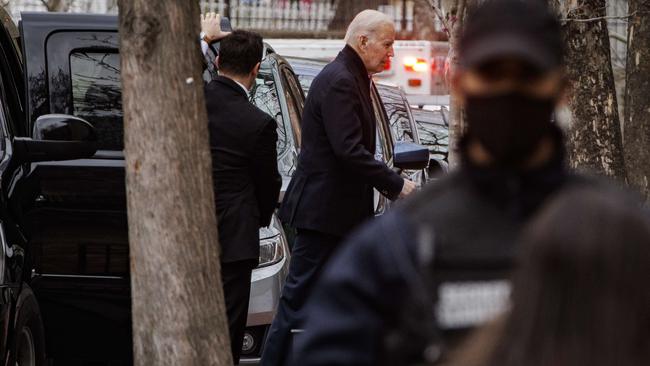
[221,259,259,364]
[260,229,341,366]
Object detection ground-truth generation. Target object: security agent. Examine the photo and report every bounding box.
[290,1,607,365]
[204,30,281,364]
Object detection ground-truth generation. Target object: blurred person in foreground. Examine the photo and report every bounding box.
[261,10,416,366]
[289,1,623,365]
[451,188,650,366]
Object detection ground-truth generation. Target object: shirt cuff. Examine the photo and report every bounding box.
[201,40,209,56]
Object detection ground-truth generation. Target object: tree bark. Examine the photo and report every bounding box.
[558,0,626,180]
[118,1,232,365]
[329,0,389,31]
[40,0,69,11]
[624,0,650,201]
[413,0,439,40]
[446,0,465,169]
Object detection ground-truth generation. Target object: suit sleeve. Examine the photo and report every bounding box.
[252,118,282,227]
[320,77,404,200]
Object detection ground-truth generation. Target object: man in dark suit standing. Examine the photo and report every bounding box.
[204,30,281,364]
[261,10,416,365]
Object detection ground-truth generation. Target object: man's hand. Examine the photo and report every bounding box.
[201,12,230,43]
[399,179,417,199]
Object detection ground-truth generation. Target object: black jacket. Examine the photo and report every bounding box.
[205,76,281,263]
[279,45,404,237]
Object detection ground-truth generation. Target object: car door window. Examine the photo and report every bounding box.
[70,51,123,151]
[0,26,25,137]
[280,67,303,148]
[252,68,285,151]
[377,85,416,143]
[251,66,297,178]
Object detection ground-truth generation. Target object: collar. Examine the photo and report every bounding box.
[233,79,250,95]
[340,45,371,83]
[215,75,249,99]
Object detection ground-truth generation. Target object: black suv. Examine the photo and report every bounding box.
[0,8,104,366]
[12,11,309,365]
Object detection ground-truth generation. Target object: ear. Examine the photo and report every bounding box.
[359,35,368,50]
[251,62,261,77]
[215,55,221,69]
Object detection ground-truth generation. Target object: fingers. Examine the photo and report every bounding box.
[201,12,220,22]
[398,179,417,199]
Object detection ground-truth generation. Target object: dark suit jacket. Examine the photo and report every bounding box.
[205,76,281,263]
[279,45,404,237]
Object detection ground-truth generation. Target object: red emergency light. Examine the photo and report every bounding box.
[403,57,428,72]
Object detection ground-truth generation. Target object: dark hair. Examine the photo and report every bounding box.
[460,188,650,366]
[218,30,263,76]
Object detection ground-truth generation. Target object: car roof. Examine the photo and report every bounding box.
[411,108,448,127]
[285,56,327,76]
[20,11,118,31]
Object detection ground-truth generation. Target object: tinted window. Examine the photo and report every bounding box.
[0,44,24,136]
[70,52,122,150]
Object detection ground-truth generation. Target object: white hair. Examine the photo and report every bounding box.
[344,10,394,46]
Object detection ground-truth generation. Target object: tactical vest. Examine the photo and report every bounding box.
[381,169,587,365]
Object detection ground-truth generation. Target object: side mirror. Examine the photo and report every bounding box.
[394,141,429,171]
[33,114,97,141]
[14,114,98,163]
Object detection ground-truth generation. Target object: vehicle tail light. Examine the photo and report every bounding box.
[408,79,422,87]
[404,57,428,73]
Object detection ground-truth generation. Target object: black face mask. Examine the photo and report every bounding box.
[465,92,555,167]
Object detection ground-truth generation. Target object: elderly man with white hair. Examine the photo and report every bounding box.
[261,9,416,366]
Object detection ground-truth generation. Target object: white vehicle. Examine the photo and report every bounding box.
[267,38,450,105]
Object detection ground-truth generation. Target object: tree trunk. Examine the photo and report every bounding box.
[558,0,626,180]
[118,1,233,365]
[329,0,389,31]
[624,0,650,201]
[413,0,437,40]
[41,0,69,11]
[446,0,465,169]
[413,0,441,40]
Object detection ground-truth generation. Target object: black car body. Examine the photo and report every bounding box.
[12,12,307,365]
[0,8,105,366]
